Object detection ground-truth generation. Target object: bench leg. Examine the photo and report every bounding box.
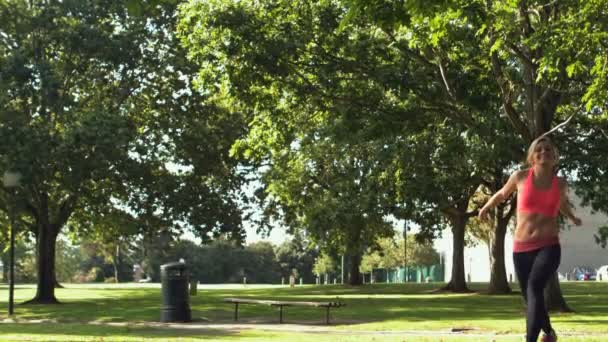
[326,307,330,325]
[279,305,283,323]
[234,303,239,321]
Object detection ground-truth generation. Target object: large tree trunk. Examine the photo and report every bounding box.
[26,222,60,304]
[348,253,362,285]
[486,168,516,294]
[487,218,511,294]
[442,211,470,292]
[487,200,514,294]
[544,273,573,312]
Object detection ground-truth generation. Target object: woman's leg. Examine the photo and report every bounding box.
[513,250,535,303]
[526,244,561,341]
[513,250,536,340]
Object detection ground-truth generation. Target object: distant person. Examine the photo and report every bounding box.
[478,136,582,342]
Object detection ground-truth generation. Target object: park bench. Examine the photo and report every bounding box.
[223,297,345,324]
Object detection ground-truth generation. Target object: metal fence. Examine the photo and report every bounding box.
[367,265,444,283]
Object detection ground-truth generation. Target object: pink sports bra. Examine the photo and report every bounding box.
[517,168,560,217]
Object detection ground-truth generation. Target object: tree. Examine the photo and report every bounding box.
[70,209,140,283]
[243,241,281,283]
[54,237,81,283]
[137,228,173,282]
[0,0,246,303]
[179,0,470,290]
[171,239,282,284]
[74,241,113,282]
[179,0,402,285]
[405,236,440,268]
[342,0,608,309]
[0,236,30,283]
[461,0,608,310]
[469,184,516,294]
[595,226,608,249]
[361,235,440,272]
[360,250,382,276]
[313,252,336,283]
[371,237,404,269]
[274,233,318,284]
[336,0,520,296]
[179,0,607,297]
[166,239,209,282]
[261,140,397,285]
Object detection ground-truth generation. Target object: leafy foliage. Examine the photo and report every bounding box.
[360,235,440,273]
[312,252,336,277]
[0,0,248,301]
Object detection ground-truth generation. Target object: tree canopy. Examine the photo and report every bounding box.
[0,0,247,303]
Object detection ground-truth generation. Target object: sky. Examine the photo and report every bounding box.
[245,224,289,245]
[180,218,290,245]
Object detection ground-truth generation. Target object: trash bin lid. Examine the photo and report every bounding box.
[161,261,187,271]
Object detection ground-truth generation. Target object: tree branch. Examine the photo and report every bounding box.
[419,103,476,128]
[506,42,536,71]
[382,29,435,68]
[518,2,535,37]
[56,195,78,229]
[437,57,456,100]
[534,88,553,113]
[538,112,575,139]
[489,31,532,141]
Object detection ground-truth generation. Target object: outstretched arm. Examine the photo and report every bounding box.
[478,171,519,221]
[559,178,582,226]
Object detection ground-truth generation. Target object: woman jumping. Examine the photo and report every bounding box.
[478,136,582,342]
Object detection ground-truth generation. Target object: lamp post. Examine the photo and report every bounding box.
[403,221,408,283]
[341,254,344,285]
[3,171,21,316]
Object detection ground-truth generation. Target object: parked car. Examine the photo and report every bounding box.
[596,265,608,281]
[572,266,597,281]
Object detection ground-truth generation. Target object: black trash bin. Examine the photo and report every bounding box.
[160,262,192,322]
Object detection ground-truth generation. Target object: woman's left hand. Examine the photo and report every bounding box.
[571,216,582,226]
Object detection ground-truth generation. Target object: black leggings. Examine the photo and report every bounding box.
[513,244,561,342]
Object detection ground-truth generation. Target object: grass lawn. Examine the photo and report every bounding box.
[1,282,607,341]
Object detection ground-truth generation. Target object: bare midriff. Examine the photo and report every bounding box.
[514,211,559,241]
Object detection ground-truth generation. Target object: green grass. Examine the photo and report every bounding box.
[1,282,607,341]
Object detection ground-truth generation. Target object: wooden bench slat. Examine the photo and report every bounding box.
[223,297,345,324]
[223,297,345,307]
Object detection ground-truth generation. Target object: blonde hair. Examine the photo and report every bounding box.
[526,136,559,167]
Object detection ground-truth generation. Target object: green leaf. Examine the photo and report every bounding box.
[126,0,143,17]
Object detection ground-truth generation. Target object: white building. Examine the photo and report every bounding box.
[435,193,608,282]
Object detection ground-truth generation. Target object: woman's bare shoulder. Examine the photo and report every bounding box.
[511,169,528,182]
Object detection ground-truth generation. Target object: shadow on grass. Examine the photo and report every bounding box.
[0,323,239,340]
[187,284,523,327]
[0,284,37,290]
[2,282,607,332]
[194,282,608,328]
